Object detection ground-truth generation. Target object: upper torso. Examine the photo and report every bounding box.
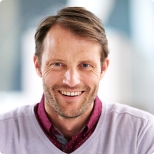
[0,100,154,154]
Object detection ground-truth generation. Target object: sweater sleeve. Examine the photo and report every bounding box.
[137,116,154,154]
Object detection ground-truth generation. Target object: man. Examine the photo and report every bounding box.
[0,7,154,154]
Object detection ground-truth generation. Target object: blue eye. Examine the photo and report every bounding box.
[79,63,92,71]
[50,62,66,71]
[82,63,89,67]
[54,62,62,66]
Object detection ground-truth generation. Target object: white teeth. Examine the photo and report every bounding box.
[71,92,74,96]
[61,91,82,96]
[67,92,70,96]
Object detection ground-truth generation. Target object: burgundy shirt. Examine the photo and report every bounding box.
[34,95,102,153]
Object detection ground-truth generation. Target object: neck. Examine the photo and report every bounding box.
[45,103,94,141]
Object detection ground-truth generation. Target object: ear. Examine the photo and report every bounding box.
[100,58,109,79]
[33,55,42,77]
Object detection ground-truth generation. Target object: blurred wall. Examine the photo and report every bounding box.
[0,0,154,114]
[0,0,21,90]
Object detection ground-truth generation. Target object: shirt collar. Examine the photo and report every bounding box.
[86,97,102,130]
[37,94,52,131]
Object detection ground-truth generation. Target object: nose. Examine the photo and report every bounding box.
[63,69,80,87]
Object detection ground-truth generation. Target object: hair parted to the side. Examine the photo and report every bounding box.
[34,7,109,64]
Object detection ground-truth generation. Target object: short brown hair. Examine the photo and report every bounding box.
[35,7,109,64]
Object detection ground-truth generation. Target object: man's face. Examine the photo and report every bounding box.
[34,25,109,118]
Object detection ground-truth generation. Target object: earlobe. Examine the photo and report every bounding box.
[100,58,109,79]
[33,55,42,77]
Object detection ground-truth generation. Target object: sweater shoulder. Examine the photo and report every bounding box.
[0,105,35,121]
[104,102,154,122]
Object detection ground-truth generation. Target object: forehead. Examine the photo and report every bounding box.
[42,24,102,60]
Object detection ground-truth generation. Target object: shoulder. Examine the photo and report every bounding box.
[0,104,36,140]
[103,102,154,140]
[0,104,35,123]
[0,104,39,151]
[97,101,154,153]
[104,102,154,122]
[102,102,154,133]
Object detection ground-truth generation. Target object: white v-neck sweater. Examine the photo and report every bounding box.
[0,102,154,154]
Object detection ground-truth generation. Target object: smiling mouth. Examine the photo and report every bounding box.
[59,91,84,97]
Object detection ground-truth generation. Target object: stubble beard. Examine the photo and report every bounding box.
[43,80,99,119]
